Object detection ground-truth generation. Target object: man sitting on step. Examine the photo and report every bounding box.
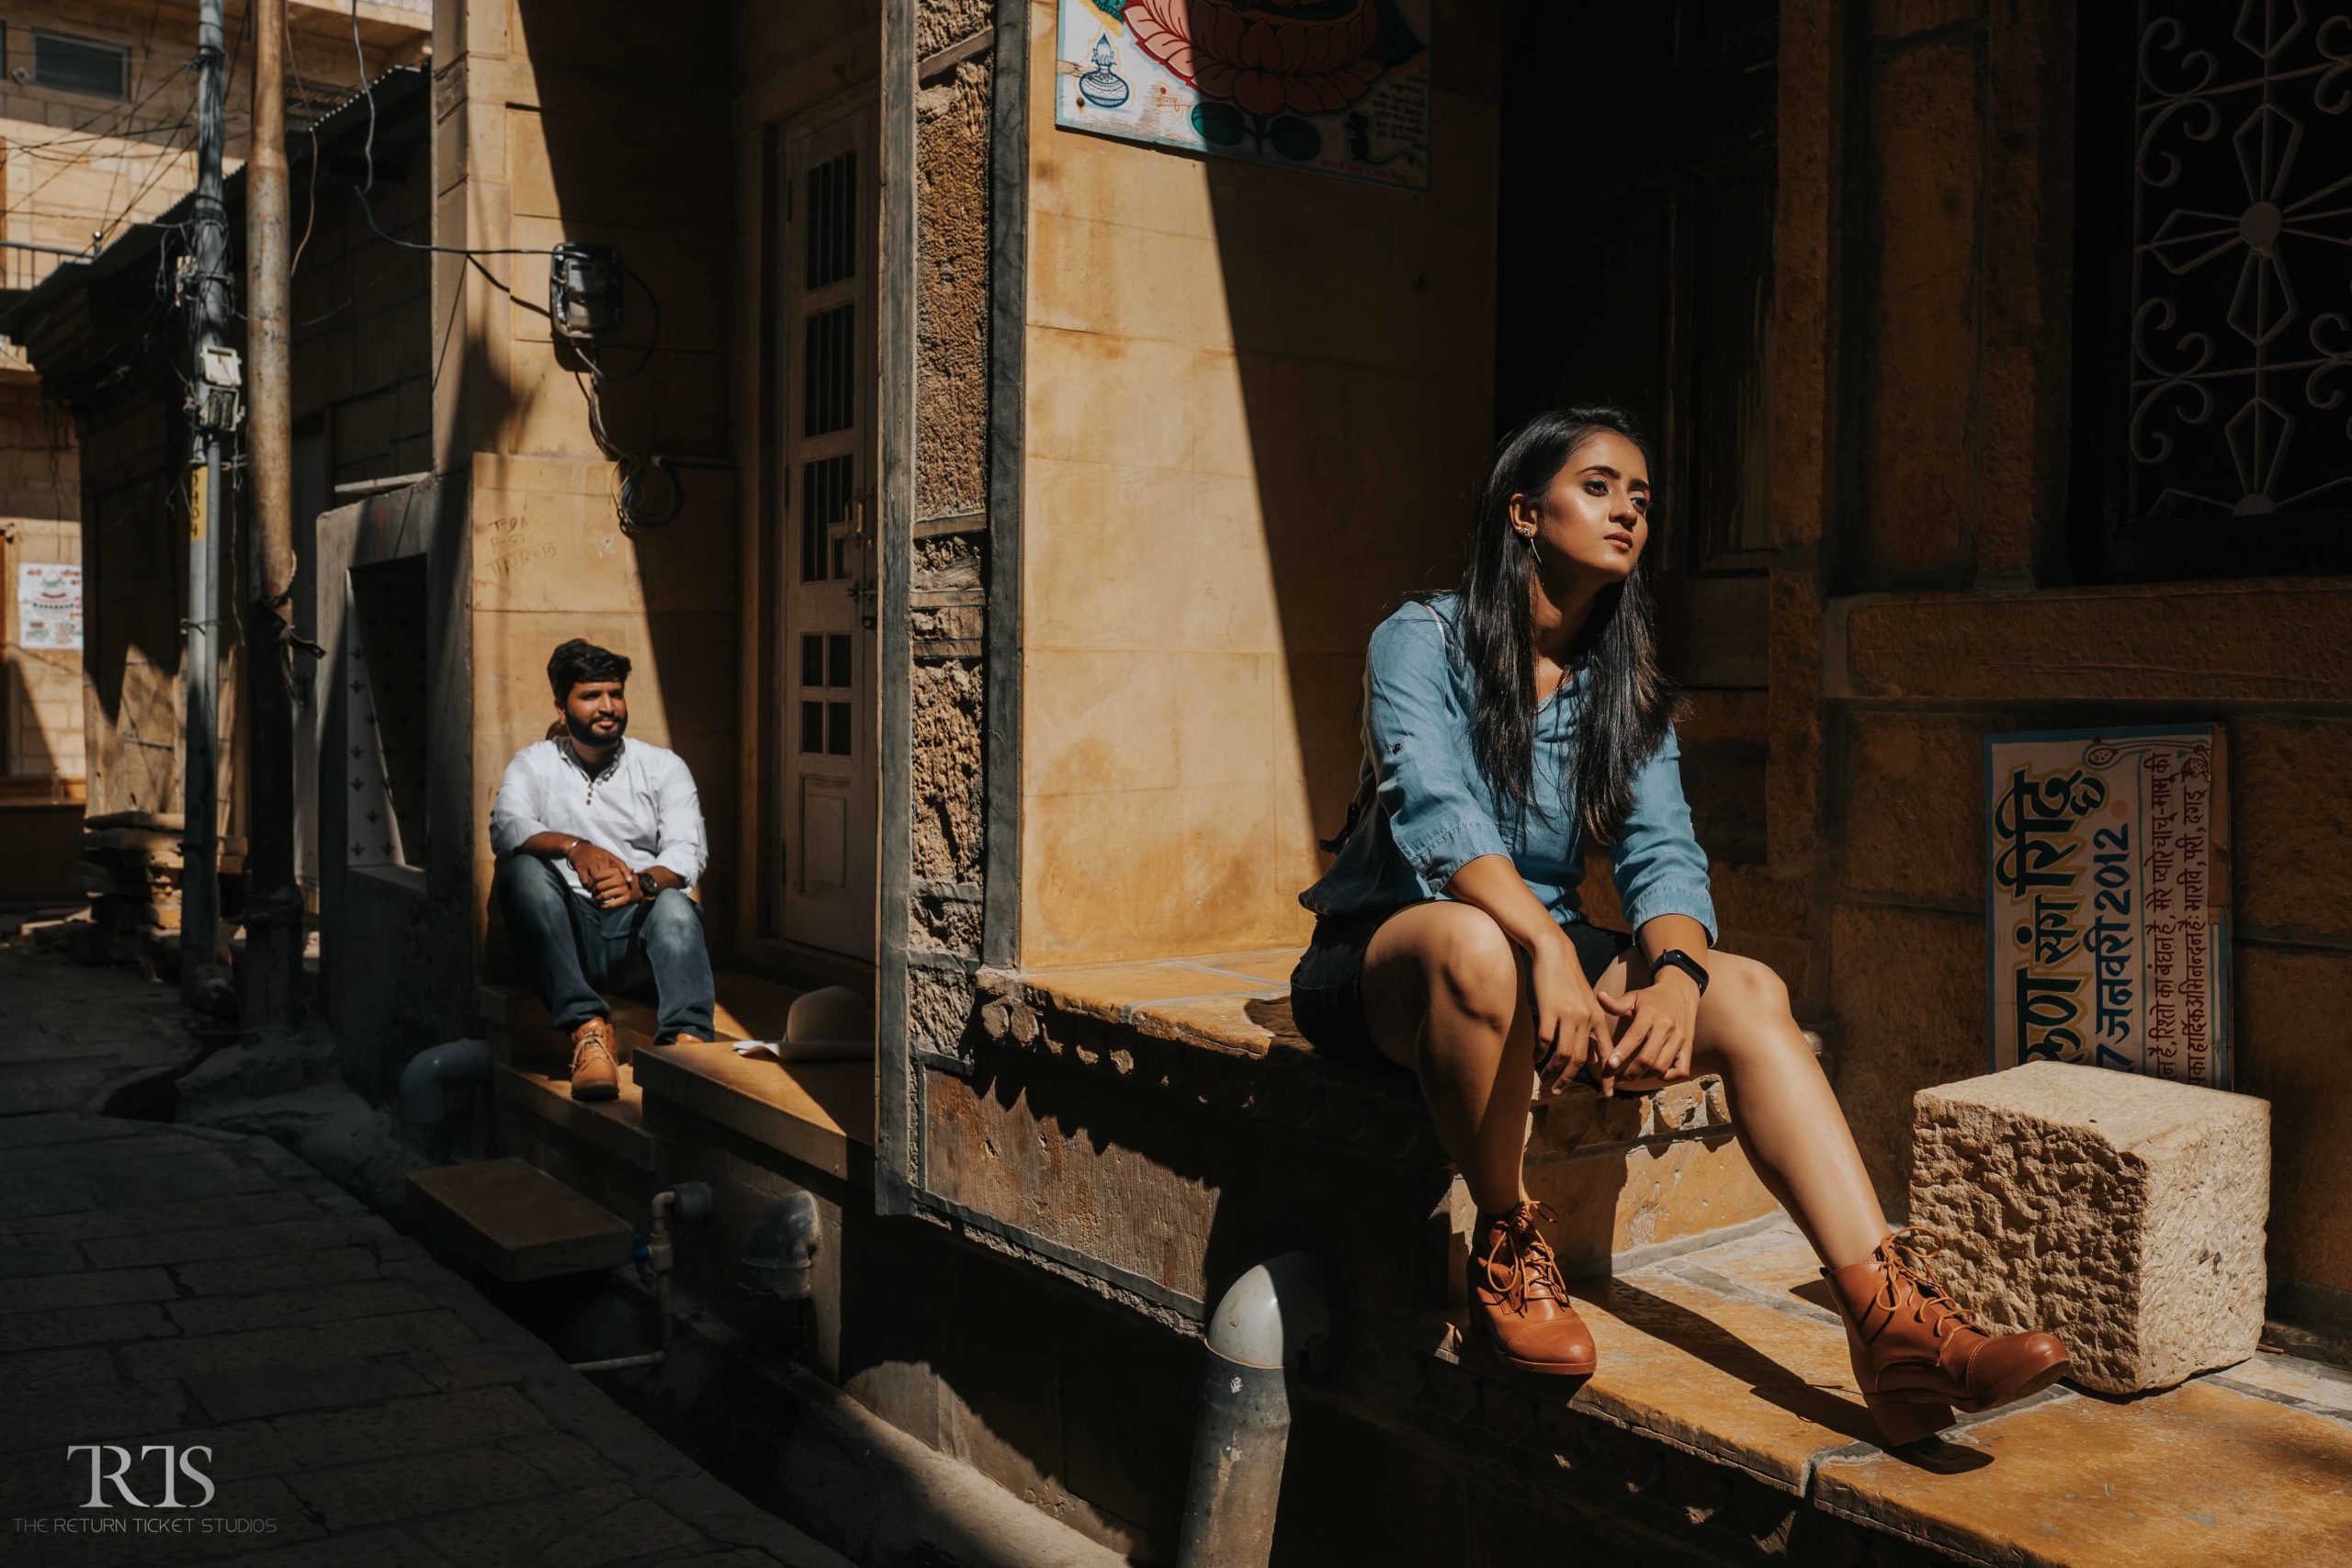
[490,637,715,1101]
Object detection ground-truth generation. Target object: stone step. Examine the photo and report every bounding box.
[479,971,806,1063]
[629,1037,873,1184]
[494,1059,657,1171]
[479,972,872,1190]
[405,1156,636,1282]
[1387,1215,2352,1565]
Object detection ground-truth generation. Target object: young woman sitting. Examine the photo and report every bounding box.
[1290,407,2069,1446]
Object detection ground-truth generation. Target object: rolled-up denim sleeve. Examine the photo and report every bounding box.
[488,751,547,861]
[1609,724,1717,943]
[1366,610,1511,897]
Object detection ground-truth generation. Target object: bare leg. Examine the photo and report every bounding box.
[1595,948,1889,1269]
[1359,902,1538,1214]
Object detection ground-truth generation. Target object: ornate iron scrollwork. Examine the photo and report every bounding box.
[2127,2,2352,526]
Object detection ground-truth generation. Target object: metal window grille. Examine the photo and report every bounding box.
[798,453,853,581]
[804,151,857,289]
[801,303,855,437]
[2077,1,2352,577]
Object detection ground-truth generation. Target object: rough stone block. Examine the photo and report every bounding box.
[1909,1061,2268,1393]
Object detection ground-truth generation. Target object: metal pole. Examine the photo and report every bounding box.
[181,0,231,998]
[243,0,299,1026]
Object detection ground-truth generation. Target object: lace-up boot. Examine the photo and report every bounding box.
[569,1017,620,1102]
[1468,1201,1597,1376]
[1825,1227,2071,1445]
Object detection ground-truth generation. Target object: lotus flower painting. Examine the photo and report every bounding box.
[1057,0,1431,189]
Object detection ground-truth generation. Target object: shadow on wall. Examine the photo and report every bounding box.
[478,2,741,966]
[0,659,82,899]
[2,646,82,784]
[1199,1,1503,871]
[1023,0,1501,964]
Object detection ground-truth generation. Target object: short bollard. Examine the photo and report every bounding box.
[1175,1251,1329,1568]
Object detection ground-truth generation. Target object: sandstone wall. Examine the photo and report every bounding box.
[437,0,741,960]
[1779,0,2352,1312]
[0,384,81,782]
[1017,0,1505,966]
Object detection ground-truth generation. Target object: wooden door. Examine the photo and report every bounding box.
[777,107,878,960]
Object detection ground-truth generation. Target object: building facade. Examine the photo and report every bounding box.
[24,0,2352,1560]
[0,0,426,901]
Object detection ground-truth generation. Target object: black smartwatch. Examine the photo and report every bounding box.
[1654,948,1710,995]
[636,870,661,900]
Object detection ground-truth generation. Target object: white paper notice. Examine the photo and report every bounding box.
[17,563,82,651]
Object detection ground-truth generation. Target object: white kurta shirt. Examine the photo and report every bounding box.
[489,737,707,898]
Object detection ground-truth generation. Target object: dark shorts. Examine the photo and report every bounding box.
[1287,904,1632,1068]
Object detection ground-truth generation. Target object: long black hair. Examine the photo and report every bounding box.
[1454,405,1675,843]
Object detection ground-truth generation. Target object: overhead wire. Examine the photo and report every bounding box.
[340,0,679,532]
[282,6,323,283]
[91,0,175,240]
[8,60,197,234]
[15,2,250,243]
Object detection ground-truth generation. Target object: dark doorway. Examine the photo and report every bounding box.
[1494,1,1779,860]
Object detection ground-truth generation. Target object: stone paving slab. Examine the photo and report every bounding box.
[1814,1379,2352,1568]
[0,1113,852,1565]
[0,946,855,1568]
[1429,1214,2352,1565]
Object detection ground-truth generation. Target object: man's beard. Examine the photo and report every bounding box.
[566,711,627,748]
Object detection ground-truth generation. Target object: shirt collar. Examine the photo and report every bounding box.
[560,736,626,784]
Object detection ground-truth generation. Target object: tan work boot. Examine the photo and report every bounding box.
[568,1017,620,1102]
[1468,1201,1597,1376]
[1824,1227,2072,1446]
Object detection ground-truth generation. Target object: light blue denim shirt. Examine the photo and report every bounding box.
[1300,594,1717,941]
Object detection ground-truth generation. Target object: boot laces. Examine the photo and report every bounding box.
[1873,1227,1984,1341]
[573,1023,616,1069]
[1481,1201,1566,1312]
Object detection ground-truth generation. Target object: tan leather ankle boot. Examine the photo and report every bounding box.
[1824,1227,2071,1445]
[569,1017,620,1102]
[1468,1201,1596,1377]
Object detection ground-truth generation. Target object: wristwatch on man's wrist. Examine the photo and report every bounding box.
[1654,948,1711,996]
[636,870,661,900]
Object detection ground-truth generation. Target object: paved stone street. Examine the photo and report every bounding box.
[0,944,854,1567]
[0,937,192,1120]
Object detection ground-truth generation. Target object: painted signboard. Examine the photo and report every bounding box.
[1986,726,2231,1089]
[1054,0,1433,190]
[16,562,82,651]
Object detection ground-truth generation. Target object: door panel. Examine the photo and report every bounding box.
[778,107,879,960]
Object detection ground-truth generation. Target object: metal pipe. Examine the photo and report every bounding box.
[242,0,300,1028]
[397,1038,491,1128]
[571,1184,708,1372]
[1174,1252,1329,1568]
[181,0,231,1000]
[331,470,434,497]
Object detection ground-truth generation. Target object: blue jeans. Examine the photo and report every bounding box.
[493,854,716,1043]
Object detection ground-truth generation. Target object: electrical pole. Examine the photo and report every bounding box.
[181,0,232,1000]
[244,0,300,1027]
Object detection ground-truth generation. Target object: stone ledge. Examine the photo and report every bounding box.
[1827,581,2352,705]
[1371,1216,2352,1566]
[480,973,872,1190]
[997,949,1828,1166]
[631,1040,872,1185]
[479,974,805,1064]
[494,1062,656,1172]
